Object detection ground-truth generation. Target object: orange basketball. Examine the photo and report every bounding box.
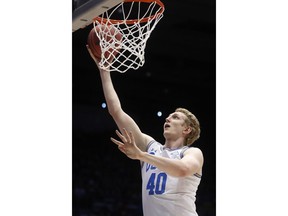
[87,25,122,61]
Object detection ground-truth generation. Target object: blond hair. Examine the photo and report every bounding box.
[175,108,200,146]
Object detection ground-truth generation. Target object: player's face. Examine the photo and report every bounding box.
[163,112,188,136]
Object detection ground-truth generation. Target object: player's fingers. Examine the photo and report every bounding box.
[86,47,94,59]
[118,145,126,154]
[115,130,127,143]
[86,45,100,64]
[110,137,124,147]
[123,128,131,143]
[86,45,93,55]
[129,130,135,144]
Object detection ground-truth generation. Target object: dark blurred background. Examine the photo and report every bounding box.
[72,0,216,215]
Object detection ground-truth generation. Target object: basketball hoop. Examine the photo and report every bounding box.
[92,0,165,73]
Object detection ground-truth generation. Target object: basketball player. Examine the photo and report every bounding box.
[87,45,204,216]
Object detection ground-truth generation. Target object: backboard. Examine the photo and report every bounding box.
[72,0,123,32]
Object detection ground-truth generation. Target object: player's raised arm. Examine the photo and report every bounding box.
[87,45,152,151]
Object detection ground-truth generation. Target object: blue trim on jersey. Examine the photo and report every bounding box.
[146,140,156,152]
[194,173,202,178]
[180,146,189,158]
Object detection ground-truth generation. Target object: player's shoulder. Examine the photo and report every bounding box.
[183,147,203,157]
[184,147,204,168]
[142,134,159,151]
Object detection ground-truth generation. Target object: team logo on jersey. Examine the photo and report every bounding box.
[170,151,180,159]
[149,148,157,153]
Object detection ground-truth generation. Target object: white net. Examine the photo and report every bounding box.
[92,0,164,73]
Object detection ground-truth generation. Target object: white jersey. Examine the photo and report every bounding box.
[141,140,201,216]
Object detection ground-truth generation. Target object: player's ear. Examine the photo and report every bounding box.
[183,126,192,135]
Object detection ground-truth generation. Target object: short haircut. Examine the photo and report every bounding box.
[175,108,200,146]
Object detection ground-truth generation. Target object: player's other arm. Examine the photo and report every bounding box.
[112,129,203,177]
[139,147,203,177]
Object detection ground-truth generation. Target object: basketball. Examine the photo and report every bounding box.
[87,25,122,61]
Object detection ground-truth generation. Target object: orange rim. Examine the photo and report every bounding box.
[93,0,164,24]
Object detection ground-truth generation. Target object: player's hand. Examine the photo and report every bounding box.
[110,128,143,160]
[86,45,100,66]
[86,44,112,71]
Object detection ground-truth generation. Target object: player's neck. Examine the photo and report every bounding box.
[164,139,184,150]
